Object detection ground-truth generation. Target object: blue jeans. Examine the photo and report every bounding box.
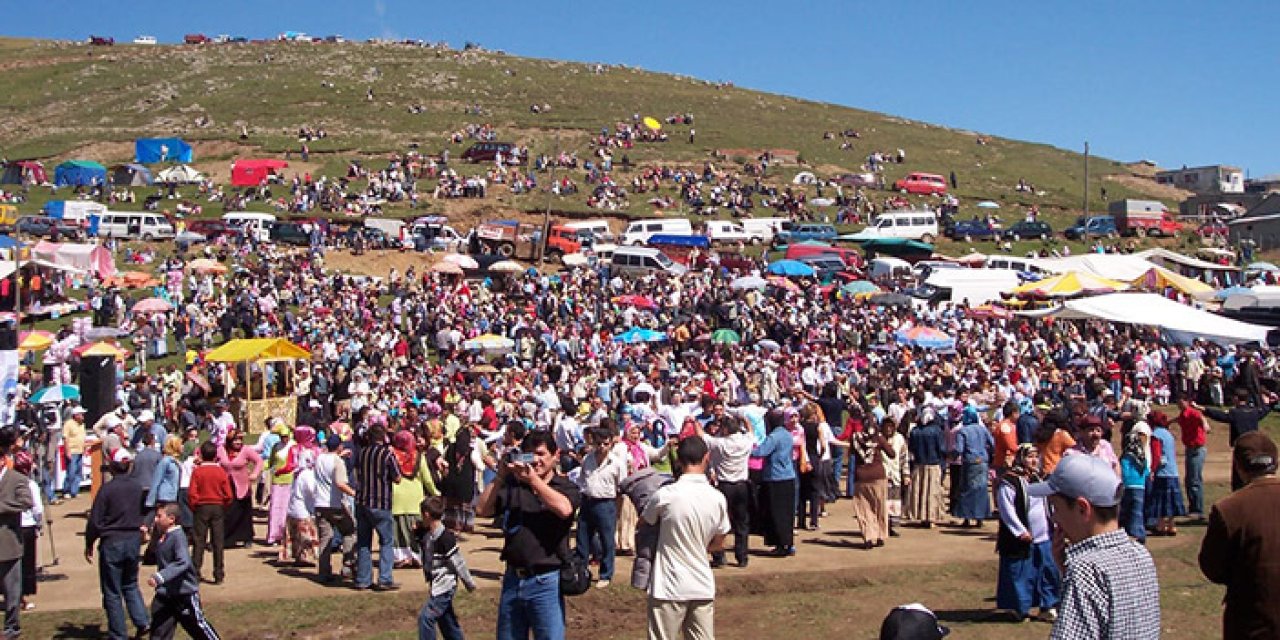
[575,498,617,581]
[62,453,83,498]
[1184,446,1206,515]
[496,568,563,640]
[355,505,395,587]
[419,591,465,640]
[831,446,848,497]
[1121,487,1146,543]
[98,535,150,640]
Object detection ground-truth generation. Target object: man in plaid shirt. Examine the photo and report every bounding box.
[1029,454,1161,640]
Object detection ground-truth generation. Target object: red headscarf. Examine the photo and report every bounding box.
[392,429,418,477]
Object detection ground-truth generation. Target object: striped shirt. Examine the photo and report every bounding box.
[354,443,401,511]
[1051,528,1161,640]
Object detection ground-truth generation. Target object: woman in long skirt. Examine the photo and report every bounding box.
[439,428,479,533]
[266,426,295,546]
[391,429,437,566]
[951,408,994,527]
[218,428,264,547]
[1146,414,1185,535]
[995,445,1060,621]
[851,419,894,549]
[281,426,320,564]
[883,419,909,536]
[905,409,946,527]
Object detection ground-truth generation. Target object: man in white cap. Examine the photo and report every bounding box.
[1028,454,1160,640]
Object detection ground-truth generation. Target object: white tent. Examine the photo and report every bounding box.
[791,171,817,185]
[926,269,1020,305]
[1034,292,1271,346]
[155,164,205,184]
[1029,254,1157,281]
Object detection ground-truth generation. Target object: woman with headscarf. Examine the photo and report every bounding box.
[439,426,481,533]
[391,427,439,567]
[265,423,294,547]
[217,427,263,548]
[753,408,797,557]
[951,406,994,527]
[851,416,894,549]
[12,451,40,611]
[282,425,321,564]
[995,444,1060,622]
[1120,422,1152,542]
[1146,412,1185,536]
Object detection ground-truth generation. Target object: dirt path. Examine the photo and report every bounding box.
[32,423,1234,615]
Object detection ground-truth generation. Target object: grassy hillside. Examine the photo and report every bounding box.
[0,37,1179,235]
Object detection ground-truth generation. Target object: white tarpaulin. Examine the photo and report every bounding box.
[1038,292,1271,346]
[1029,254,1157,281]
[925,269,1020,305]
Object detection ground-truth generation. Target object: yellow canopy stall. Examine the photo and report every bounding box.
[205,338,311,434]
[1010,271,1131,299]
[1130,266,1216,301]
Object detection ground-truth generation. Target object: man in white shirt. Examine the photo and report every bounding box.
[697,416,755,568]
[643,436,730,640]
[313,436,356,582]
[575,426,628,588]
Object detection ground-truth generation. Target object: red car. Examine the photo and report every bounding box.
[893,172,948,195]
[1198,221,1228,238]
[186,220,244,240]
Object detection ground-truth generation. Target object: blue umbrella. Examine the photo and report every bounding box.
[30,384,80,404]
[613,328,668,344]
[977,201,1001,209]
[767,260,816,277]
[894,327,956,350]
[1215,286,1253,300]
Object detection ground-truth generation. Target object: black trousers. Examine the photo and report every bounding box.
[763,479,796,549]
[715,480,751,564]
[192,505,225,581]
[150,592,221,640]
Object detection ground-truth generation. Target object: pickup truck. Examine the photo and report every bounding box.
[474,220,581,261]
[1064,215,1118,240]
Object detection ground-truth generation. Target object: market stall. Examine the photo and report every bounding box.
[204,338,311,434]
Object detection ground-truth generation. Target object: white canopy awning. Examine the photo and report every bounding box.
[1033,292,1271,346]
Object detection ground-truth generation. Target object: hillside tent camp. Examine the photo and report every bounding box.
[0,161,47,185]
[155,165,205,184]
[53,160,107,187]
[134,138,193,164]
[230,159,289,186]
[30,241,116,279]
[109,163,153,187]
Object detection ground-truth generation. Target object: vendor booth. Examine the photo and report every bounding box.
[204,338,310,434]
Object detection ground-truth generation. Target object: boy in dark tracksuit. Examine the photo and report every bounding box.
[417,496,477,640]
[147,503,221,640]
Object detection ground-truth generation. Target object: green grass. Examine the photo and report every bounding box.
[0,38,1175,232]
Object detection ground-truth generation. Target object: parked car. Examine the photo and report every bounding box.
[269,221,312,246]
[892,172,948,195]
[341,227,391,249]
[89,36,114,46]
[461,142,517,164]
[184,34,210,45]
[775,223,838,246]
[132,35,157,45]
[1002,220,1053,241]
[947,219,1001,242]
[15,215,82,240]
[1198,221,1228,238]
[186,220,244,241]
[1063,215,1118,240]
[798,255,855,284]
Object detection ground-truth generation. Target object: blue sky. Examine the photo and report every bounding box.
[6,1,1279,176]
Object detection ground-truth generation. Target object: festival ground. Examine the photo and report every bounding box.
[22,416,1258,639]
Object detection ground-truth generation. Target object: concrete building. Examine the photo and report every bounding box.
[1156,165,1244,195]
[1228,193,1280,250]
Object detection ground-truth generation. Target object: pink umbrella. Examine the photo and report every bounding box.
[132,297,174,314]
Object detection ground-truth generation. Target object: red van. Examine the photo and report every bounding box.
[893,172,948,195]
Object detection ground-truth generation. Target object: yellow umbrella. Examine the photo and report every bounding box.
[1010,271,1130,299]
[17,330,54,352]
[643,117,662,131]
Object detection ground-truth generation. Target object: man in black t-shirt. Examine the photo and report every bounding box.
[478,431,580,640]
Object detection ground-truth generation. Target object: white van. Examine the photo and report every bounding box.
[868,257,915,282]
[98,212,176,240]
[741,217,788,243]
[984,256,1043,273]
[702,220,753,244]
[610,246,689,278]
[562,219,614,242]
[222,212,277,243]
[621,218,693,245]
[851,210,940,243]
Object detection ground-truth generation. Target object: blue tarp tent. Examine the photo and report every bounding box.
[53,160,107,187]
[134,138,193,163]
[110,163,153,186]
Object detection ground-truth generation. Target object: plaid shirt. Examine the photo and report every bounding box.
[1051,529,1161,640]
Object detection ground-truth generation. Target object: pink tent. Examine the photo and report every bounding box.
[31,241,116,279]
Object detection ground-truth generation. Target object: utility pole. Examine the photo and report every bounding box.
[537,131,560,264]
[1083,141,1090,219]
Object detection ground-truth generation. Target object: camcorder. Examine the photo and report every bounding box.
[505,450,536,465]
